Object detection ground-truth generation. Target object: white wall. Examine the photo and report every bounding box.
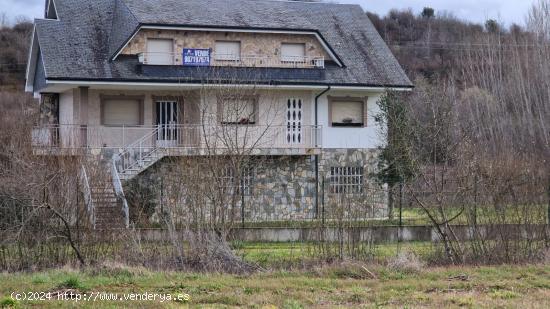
[314,90,386,149]
[53,87,386,150]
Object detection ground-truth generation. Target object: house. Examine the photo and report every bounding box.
[26,0,412,229]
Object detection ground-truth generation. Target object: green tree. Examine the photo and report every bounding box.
[485,19,500,33]
[375,91,416,219]
[421,7,435,19]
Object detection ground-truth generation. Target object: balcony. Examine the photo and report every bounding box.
[137,52,325,69]
[31,124,322,155]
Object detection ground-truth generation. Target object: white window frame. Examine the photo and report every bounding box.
[146,38,174,65]
[328,97,367,128]
[215,41,241,61]
[281,43,306,63]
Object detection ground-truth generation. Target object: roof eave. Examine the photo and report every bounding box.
[44,77,413,91]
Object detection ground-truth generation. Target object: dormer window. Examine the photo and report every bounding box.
[281,43,306,62]
[146,39,174,65]
[215,41,241,61]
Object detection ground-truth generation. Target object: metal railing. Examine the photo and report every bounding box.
[137,52,325,68]
[113,125,162,173]
[111,157,130,228]
[79,165,95,229]
[32,124,323,150]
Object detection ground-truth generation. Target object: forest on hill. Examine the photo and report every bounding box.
[0,7,533,89]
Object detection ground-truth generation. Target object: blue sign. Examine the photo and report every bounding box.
[183,49,211,66]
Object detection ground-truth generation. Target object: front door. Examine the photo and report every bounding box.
[156,101,180,147]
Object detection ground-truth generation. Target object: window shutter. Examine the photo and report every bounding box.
[215,41,241,60]
[281,43,306,62]
[221,98,255,124]
[146,39,174,65]
[102,99,141,126]
[332,101,363,125]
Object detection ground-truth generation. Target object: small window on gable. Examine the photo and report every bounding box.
[215,41,241,61]
[330,98,366,127]
[102,99,142,126]
[220,97,256,125]
[146,39,174,65]
[281,43,306,62]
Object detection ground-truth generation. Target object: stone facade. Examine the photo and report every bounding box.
[122,148,387,225]
[320,148,389,218]
[39,93,59,125]
[121,29,329,67]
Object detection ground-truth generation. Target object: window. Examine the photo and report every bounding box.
[329,98,366,127]
[146,39,174,65]
[215,41,241,61]
[220,166,254,196]
[102,99,142,126]
[329,167,364,194]
[220,97,256,125]
[281,43,306,62]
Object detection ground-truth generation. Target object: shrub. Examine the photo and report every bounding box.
[387,250,424,274]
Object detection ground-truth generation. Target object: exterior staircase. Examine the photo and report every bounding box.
[117,148,164,181]
[80,126,168,229]
[114,126,166,181]
[80,162,130,230]
[90,183,126,230]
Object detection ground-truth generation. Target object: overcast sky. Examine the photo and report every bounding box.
[0,0,537,27]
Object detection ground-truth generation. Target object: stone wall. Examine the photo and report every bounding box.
[121,29,329,67]
[320,148,388,218]
[121,149,388,225]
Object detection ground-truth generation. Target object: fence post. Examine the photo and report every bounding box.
[241,176,245,228]
[473,174,478,226]
[547,176,550,226]
[398,182,403,243]
[321,177,325,226]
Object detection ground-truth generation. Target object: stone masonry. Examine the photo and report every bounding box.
[121,29,329,67]
[121,148,388,225]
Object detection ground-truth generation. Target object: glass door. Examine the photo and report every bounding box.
[156,101,179,147]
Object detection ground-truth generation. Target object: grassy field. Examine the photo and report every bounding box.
[0,264,548,308]
[240,205,549,228]
[235,241,436,267]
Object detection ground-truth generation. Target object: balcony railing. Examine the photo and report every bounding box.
[32,124,322,151]
[137,52,325,69]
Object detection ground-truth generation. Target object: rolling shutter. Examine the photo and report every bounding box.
[146,39,174,65]
[281,43,306,62]
[331,101,365,127]
[215,41,241,60]
[102,99,141,126]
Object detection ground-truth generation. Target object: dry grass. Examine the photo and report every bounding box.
[0,263,548,308]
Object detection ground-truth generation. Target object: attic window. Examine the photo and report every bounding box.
[146,39,174,65]
[281,43,306,62]
[215,41,241,61]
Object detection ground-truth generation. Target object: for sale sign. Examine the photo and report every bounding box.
[183,49,211,66]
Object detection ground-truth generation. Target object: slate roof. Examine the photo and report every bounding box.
[33,0,412,88]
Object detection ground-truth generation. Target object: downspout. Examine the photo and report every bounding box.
[314,86,331,219]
